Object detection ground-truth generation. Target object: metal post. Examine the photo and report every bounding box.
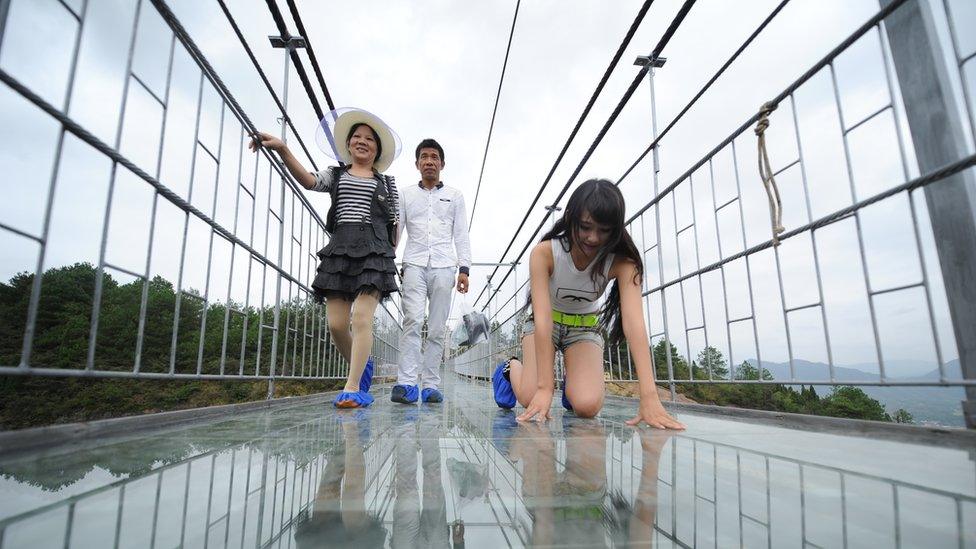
[266,33,306,399]
[882,0,976,427]
[636,55,674,400]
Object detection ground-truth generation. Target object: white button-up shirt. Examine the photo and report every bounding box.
[398,182,472,273]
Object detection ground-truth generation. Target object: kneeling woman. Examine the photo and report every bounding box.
[250,108,400,408]
[505,179,684,429]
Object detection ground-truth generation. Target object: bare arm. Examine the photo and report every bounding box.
[248,132,316,190]
[613,258,685,430]
[517,242,556,422]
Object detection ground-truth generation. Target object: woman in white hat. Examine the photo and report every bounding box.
[249,108,401,408]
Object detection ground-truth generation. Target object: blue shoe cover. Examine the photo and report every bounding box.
[492,361,516,409]
[359,357,374,393]
[561,379,573,411]
[391,384,419,404]
[334,390,374,408]
[421,388,444,403]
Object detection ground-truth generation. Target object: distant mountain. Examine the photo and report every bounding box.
[744,359,965,427]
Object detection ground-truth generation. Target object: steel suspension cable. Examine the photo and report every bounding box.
[623,0,910,227]
[283,0,339,114]
[263,1,325,120]
[470,0,659,307]
[214,0,318,170]
[468,0,521,228]
[615,0,794,186]
[476,0,699,312]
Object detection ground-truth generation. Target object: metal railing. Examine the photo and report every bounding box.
[0,0,400,382]
[450,0,976,425]
[0,408,399,547]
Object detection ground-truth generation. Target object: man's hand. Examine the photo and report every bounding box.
[456,273,469,293]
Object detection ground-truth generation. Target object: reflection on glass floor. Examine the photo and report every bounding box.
[0,375,974,548]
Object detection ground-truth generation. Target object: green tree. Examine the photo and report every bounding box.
[893,408,914,424]
[693,346,729,379]
[819,386,892,422]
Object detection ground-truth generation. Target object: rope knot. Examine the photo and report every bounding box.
[754,101,785,246]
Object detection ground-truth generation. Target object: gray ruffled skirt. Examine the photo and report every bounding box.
[312,223,398,302]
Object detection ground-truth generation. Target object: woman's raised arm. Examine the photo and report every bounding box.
[248,131,317,190]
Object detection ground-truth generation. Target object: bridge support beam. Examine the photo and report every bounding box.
[882,0,976,427]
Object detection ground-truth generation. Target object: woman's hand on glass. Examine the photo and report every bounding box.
[517,389,553,422]
[626,397,686,430]
[248,131,286,153]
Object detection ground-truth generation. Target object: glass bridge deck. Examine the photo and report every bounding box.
[0,374,973,548]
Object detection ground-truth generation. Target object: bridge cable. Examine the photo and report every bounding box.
[623,0,911,227]
[615,0,794,186]
[214,0,318,171]
[476,0,699,312]
[470,0,659,307]
[468,0,521,228]
[283,0,339,114]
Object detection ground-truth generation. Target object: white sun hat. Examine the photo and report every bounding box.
[315,107,401,173]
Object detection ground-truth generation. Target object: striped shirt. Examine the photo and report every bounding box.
[311,168,400,225]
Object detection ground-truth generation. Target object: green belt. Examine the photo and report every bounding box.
[551,310,599,328]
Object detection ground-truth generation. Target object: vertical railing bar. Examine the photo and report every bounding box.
[765,457,772,549]
[671,180,694,384]
[85,0,143,372]
[134,33,176,375]
[688,169,712,380]
[893,485,901,549]
[223,449,237,547]
[19,0,91,370]
[788,94,836,376]
[840,473,849,549]
[178,461,193,547]
[169,71,206,375]
[193,92,226,377]
[148,471,163,549]
[730,140,764,382]
[61,501,75,549]
[939,0,976,142]
[877,23,947,380]
[239,448,254,548]
[829,61,887,381]
[202,454,217,549]
[112,485,126,549]
[772,226,797,381]
[708,157,736,381]
[195,92,228,376]
[736,450,744,548]
[799,464,808,547]
[219,123,245,376]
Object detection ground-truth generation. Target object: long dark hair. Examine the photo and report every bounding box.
[537,179,643,345]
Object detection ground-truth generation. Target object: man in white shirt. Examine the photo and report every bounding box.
[392,139,472,404]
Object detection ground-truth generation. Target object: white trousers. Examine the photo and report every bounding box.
[398,265,454,389]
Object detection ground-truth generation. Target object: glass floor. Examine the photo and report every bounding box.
[0,374,974,548]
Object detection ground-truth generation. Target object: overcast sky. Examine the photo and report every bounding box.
[1,0,973,374]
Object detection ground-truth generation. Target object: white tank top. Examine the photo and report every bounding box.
[545,239,614,314]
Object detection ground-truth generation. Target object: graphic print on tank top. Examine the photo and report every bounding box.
[555,287,600,304]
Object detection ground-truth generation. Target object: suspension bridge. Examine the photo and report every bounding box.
[0,0,974,546]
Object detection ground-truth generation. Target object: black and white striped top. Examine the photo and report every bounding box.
[311,168,400,225]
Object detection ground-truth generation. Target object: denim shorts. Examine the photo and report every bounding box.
[522,317,604,353]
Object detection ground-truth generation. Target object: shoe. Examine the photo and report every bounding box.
[492,360,516,409]
[421,388,444,403]
[334,390,374,408]
[391,384,419,404]
[561,379,573,411]
[359,357,374,393]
